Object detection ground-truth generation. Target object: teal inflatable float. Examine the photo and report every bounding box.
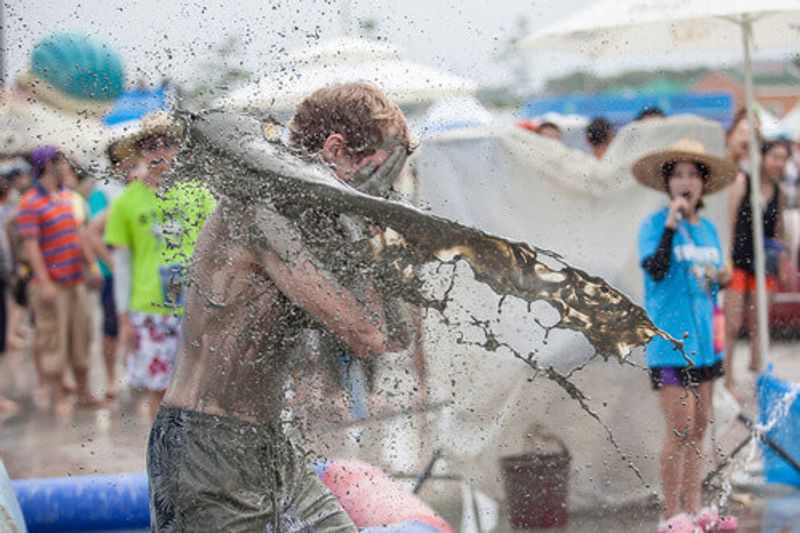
[30,32,125,103]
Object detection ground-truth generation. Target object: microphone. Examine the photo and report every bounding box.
[676,192,690,221]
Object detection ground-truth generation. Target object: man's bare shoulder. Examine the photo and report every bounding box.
[193,202,252,261]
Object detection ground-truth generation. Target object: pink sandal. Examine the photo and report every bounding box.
[659,513,701,533]
[695,507,738,531]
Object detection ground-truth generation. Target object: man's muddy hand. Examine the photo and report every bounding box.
[354,146,408,198]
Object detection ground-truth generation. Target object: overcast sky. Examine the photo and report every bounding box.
[2,0,788,94]
[1,0,607,90]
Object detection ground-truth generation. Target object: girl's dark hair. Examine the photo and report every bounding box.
[660,159,710,183]
[660,159,709,210]
[726,108,748,138]
[761,139,790,158]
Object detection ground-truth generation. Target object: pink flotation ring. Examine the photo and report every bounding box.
[318,459,454,533]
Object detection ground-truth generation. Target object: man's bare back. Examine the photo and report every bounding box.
[164,197,402,423]
[164,202,292,421]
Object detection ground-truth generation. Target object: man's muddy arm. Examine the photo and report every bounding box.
[253,204,400,358]
[260,245,395,358]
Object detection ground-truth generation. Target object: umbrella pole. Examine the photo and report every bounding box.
[741,15,771,369]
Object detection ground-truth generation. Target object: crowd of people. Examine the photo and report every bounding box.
[0,111,214,418]
[519,104,799,532]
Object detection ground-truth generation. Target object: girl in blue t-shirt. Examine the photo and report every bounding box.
[633,139,738,533]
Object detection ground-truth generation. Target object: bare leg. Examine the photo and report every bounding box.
[31,342,48,406]
[684,382,712,514]
[723,290,745,397]
[102,335,118,399]
[47,374,73,416]
[72,285,102,408]
[658,385,695,519]
[33,342,76,397]
[5,295,28,349]
[147,390,165,422]
[73,367,103,408]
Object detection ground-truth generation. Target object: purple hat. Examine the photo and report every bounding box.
[30,145,60,179]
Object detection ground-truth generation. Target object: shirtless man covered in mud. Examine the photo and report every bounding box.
[147,82,413,532]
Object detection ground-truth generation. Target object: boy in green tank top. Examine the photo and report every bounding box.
[105,112,215,420]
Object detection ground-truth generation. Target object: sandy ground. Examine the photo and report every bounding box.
[0,292,798,531]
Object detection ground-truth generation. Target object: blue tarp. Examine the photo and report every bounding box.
[757,367,800,487]
[103,86,168,126]
[523,92,733,128]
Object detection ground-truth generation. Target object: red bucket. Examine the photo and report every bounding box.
[500,441,570,529]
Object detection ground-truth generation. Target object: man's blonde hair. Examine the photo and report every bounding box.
[289,82,410,156]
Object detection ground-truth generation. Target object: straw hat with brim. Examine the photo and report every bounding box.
[632,138,737,195]
[107,111,184,165]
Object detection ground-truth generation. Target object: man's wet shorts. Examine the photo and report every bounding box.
[147,405,357,532]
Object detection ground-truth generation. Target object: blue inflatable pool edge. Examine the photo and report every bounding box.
[12,472,149,532]
[8,468,447,532]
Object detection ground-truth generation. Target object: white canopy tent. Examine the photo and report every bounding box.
[757,105,790,140]
[519,0,800,372]
[780,104,800,140]
[392,115,733,507]
[215,37,477,114]
[0,92,113,172]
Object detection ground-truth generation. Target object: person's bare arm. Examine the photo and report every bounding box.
[23,237,56,301]
[76,224,98,268]
[87,212,113,269]
[72,216,102,287]
[111,245,135,350]
[727,172,747,257]
[776,189,790,287]
[24,238,49,282]
[776,188,787,242]
[252,204,401,358]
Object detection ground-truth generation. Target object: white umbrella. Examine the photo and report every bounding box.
[780,103,800,140]
[0,91,113,173]
[756,105,790,140]
[520,0,800,366]
[215,37,477,113]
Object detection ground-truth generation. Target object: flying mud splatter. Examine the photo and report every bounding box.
[172,109,689,489]
[178,110,687,364]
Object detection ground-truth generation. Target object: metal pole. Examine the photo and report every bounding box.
[741,15,770,369]
[0,1,5,87]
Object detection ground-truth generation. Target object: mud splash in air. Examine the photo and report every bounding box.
[178,110,685,365]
